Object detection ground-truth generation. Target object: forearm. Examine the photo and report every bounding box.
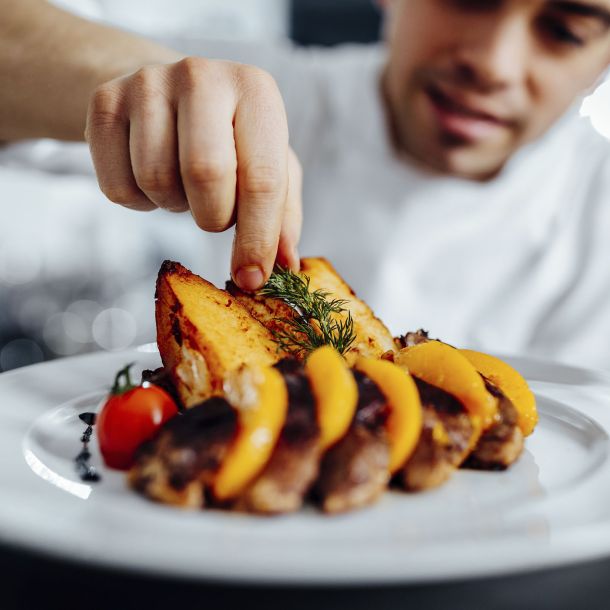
[0,0,183,141]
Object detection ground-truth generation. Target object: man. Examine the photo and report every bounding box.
[1,0,610,367]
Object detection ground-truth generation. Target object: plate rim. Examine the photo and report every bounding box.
[0,347,610,585]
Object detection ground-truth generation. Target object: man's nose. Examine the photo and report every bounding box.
[452,15,529,92]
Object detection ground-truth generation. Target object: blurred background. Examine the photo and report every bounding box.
[1,0,609,373]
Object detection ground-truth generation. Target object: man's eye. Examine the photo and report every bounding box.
[538,16,585,47]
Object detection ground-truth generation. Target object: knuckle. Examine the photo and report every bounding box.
[236,235,276,260]
[175,56,211,89]
[87,86,123,129]
[205,213,234,232]
[238,65,277,93]
[90,84,121,112]
[182,159,229,189]
[131,66,157,89]
[128,67,167,104]
[191,208,233,233]
[136,166,177,194]
[241,163,284,198]
[198,217,232,233]
[166,203,189,213]
[190,211,208,231]
[237,66,284,109]
[101,183,142,205]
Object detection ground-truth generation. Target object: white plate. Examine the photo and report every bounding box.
[1,346,610,585]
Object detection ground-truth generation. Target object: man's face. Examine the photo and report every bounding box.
[383,0,610,180]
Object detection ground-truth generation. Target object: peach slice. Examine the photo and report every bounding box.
[460,349,538,436]
[213,366,288,501]
[395,341,498,431]
[355,357,423,474]
[305,346,358,451]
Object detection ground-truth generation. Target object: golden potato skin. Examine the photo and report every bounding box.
[155,261,280,407]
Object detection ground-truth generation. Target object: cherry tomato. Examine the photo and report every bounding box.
[97,363,178,470]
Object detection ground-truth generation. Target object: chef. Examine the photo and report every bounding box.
[1,0,610,368]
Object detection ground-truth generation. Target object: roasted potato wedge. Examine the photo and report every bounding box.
[155,261,280,407]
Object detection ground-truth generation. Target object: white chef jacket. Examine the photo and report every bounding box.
[149,38,610,370]
[2,29,610,369]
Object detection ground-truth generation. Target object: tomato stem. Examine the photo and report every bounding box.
[111,362,139,395]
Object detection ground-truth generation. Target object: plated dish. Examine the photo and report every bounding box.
[98,259,538,515]
[1,346,609,583]
[1,259,610,583]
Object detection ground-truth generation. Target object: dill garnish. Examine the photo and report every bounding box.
[259,267,356,358]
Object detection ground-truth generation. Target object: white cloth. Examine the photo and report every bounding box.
[2,37,610,370]
[161,40,610,370]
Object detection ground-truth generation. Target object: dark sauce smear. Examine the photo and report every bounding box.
[75,412,101,482]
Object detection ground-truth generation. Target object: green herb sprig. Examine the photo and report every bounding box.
[259,267,356,358]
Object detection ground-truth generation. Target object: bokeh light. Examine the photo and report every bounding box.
[0,338,44,371]
[92,307,138,351]
[17,295,62,333]
[43,312,86,356]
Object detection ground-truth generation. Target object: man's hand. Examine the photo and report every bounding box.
[85,57,302,291]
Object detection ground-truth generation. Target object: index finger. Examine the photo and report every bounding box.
[231,69,289,291]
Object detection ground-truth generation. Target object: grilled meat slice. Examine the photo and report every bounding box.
[462,381,524,471]
[316,426,389,513]
[394,330,525,478]
[233,360,321,514]
[396,328,431,349]
[128,397,237,508]
[315,371,391,513]
[398,378,474,492]
[395,328,456,350]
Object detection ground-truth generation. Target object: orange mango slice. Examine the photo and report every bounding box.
[305,346,358,451]
[213,366,288,501]
[355,357,423,474]
[460,349,538,436]
[395,341,498,431]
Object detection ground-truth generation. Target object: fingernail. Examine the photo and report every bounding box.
[236,265,265,291]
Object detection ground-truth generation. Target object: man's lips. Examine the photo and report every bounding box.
[425,84,513,142]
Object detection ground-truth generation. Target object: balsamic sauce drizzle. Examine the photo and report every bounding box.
[75,412,101,482]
